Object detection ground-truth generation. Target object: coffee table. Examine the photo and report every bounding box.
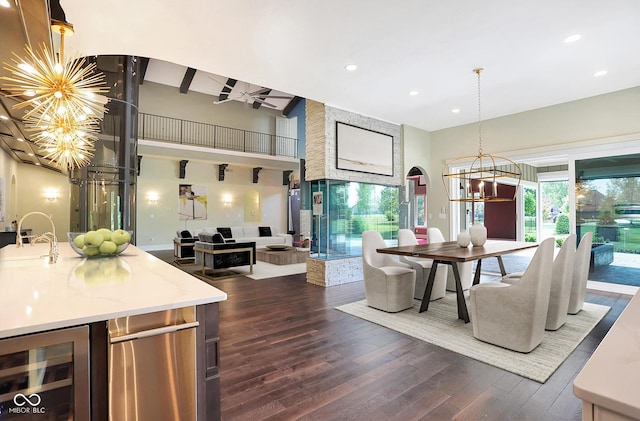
[256,247,309,265]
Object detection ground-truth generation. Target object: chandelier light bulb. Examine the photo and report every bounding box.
[18,63,36,74]
[54,63,63,74]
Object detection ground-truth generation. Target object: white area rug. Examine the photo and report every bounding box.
[191,261,306,281]
[336,293,610,383]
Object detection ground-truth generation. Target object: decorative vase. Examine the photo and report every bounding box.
[469,222,487,247]
[456,231,470,247]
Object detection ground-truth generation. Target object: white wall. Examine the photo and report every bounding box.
[15,164,71,238]
[426,86,640,239]
[137,156,290,249]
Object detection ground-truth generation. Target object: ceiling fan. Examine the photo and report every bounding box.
[210,77,293,108]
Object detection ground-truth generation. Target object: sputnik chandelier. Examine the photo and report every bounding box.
[1,19,108,169]
[442,68,521,203]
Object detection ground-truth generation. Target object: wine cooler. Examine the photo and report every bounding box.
[0,326,90,420]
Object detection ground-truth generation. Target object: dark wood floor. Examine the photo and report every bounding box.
[150,251,630,420]
[208,273,629,421]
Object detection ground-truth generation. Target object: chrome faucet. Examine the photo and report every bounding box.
[16,211,58,263]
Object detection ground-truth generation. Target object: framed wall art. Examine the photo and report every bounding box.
[336,122,393,176]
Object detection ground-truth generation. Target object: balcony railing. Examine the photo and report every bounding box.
[100,113,298,159]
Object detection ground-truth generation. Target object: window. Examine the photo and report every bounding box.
[416,194,426,226]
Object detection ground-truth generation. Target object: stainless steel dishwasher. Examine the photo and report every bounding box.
[108,307,199,421]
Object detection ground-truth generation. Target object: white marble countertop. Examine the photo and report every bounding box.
[0,243,227,339]
[574,291,640,419]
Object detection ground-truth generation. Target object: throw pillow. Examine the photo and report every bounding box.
[212,233,225,243]
[180,230,192,238]
[217,227,232,239]
[258,226,272,237]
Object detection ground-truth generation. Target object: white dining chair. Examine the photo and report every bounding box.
[502,234,576,330]
[469,237,555,353]
[427,227,473,291]
[361,231,415,312]
[568,232,593,315]
[398,229,446,301]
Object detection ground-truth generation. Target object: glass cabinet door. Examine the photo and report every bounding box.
[0,326,89,419]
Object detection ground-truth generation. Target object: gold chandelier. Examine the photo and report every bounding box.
[442,68,521,203]
[1,19,108,169]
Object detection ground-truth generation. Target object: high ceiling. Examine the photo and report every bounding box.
[59,0,640,132]
[1,0,640,169]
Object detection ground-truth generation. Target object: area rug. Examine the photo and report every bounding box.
[181,261,307,281]
[336,293,610,383]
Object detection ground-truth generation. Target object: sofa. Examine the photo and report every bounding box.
[200,226,292,248]
[194,233,257,271]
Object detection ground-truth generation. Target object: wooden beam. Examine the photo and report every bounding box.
[180,67,197,94]
[219,78,237,101]
[282,96,303,116]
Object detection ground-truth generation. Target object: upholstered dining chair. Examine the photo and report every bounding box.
[503,234,577,330]
[361,231,416,312]
[568,232,593,315]
[398,229,446,301]
[427,227,473,292]
[469,237,555,353]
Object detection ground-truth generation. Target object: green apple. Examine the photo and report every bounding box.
[73,234,85,249]
[82,245,101,256]
[84,230,104,247]
[99,241,117,255]
[97,228,112,241]
[112,229,131,246]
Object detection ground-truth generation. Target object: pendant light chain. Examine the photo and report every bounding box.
[475,67,483,155]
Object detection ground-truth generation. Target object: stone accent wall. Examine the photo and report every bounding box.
[306,257,363,287]
[305,100,327,181]
[305,100,402,186]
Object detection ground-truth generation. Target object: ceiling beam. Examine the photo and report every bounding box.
[219,78,237,101]
[139,57,150,84]
[179,67,197,94]
[282,96,303,117]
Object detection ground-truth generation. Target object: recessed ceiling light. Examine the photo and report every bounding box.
[451,108,460,113]
[345,64,357,72]
[0,115,8,120]
[564,34,581,43]
[593,70,608,77]
[408,91,418,96]
[0,0,11,8]
[35,162,41,166]
[28,152,34,156]
[17,137,24,142]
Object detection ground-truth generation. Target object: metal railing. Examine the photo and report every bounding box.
[134,113,298,159]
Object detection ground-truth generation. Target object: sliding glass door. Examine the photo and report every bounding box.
[575,153,640,286]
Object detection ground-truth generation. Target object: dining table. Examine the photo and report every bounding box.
[377,240,538,323]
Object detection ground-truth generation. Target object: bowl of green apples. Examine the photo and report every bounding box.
[68,229,132,257]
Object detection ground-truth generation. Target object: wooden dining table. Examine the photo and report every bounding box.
[377,240,538,323]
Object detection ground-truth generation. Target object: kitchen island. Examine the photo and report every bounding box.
[0,242,227,420]
[574,290,640,420]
